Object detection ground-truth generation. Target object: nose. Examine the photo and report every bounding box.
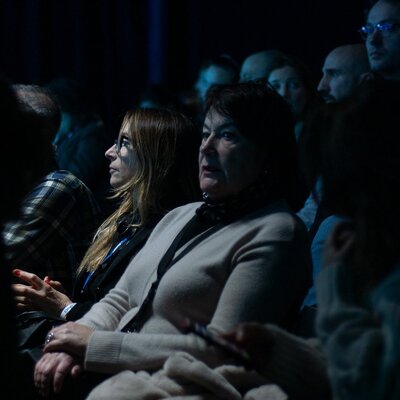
[200,133,217,154]
[277,84,289,98]
[105,143,117,160]
[369,28,382,45]
[317,76,328,93]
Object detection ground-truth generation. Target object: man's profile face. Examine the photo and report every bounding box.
[318,49,361,103]
[366,0,400,78]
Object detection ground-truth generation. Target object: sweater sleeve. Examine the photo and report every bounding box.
[316,263,400,400]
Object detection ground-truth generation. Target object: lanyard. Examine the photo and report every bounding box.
[81,235,131,291]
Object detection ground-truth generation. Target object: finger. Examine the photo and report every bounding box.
[35,357,54,397]
[70,364,83,378]
[12,269,44,289]
[14,302,34,311]
[53,358,73,394]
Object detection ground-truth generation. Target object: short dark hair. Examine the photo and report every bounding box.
[13,84,61,141]
[204,81,300,208]
[200,54,240,83]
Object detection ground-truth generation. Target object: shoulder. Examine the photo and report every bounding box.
[29,170,97,207]
[160,202,202,222]
[249,200,308,241]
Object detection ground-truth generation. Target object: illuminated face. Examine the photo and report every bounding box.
[268,66,307,119]
[199,108,265,201]
[105,124,137,188]
[366,0,400,78]
[318,48,364,103]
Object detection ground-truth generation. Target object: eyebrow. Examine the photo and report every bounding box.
[366,18,399,25]
[323,68,341,74]
[203,122,236,130]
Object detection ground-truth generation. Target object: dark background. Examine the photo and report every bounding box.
[0,0,369,139]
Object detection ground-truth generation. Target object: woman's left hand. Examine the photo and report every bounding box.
[43,322,94,358]
[34,351,82,397]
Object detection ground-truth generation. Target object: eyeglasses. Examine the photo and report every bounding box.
[359,22,400,40]
[114,137,132,154]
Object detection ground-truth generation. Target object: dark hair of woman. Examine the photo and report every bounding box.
[204,81,302,210]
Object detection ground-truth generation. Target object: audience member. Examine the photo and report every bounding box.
[2,84,102,294]
[45,77,110,212]
[317,44,373,103]
[33,82,311,399]
[267,54,319,141]
[361,0,400,81]
[240,49,286,82]
[267,54,319,214]
[15,107,201,398]
[221,79,400,400]
[0,77,56,400]
[302,44,373,307]
[194,54,239,105]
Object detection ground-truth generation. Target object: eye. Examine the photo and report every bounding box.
[329,70,341,78]
[270,82,281,91]
[220,131,237,141]
[120,137,131,148]
[380,22,398,33]
[288,81,302,90]
[201,130,210,140]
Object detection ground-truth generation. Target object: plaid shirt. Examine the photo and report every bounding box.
[3,170,102,293]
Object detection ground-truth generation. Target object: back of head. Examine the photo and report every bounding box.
[204,81,300,208]
[0,78,54,221]
[13,84,61,141]
[240,49,287,82]
[195,54,240,102]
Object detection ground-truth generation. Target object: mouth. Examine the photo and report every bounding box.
[201,165,219,173]
[369,51,384,60]
[322,95,336,104]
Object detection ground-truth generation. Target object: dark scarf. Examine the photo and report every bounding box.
[196,177,280,224]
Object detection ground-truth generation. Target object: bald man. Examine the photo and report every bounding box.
[317,44,373,103]
[240,49,286,82]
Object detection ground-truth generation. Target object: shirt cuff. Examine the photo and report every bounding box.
[60,303,77,320]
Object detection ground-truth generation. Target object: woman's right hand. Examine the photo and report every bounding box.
[221,322,275,370]
[12,269,72,317]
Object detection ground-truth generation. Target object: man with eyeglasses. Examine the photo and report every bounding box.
[361,0,400,80]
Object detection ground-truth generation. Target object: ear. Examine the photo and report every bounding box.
[358,71,375,84]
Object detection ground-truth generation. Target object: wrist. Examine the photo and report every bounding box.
[60,303,77,320]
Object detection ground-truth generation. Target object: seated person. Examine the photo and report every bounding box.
[217,79,400,400]
[33,82,311,399]
[13,108,200,394]
[3,84,102,294]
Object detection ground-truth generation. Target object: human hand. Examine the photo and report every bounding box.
[12,269,72,317]
[322,221,355,268]
[220,323,275,370]
[34,351,82,397]
[43,322,94,358]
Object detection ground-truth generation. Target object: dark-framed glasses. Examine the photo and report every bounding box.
[359,22,400,40]
[114,137,132,154]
